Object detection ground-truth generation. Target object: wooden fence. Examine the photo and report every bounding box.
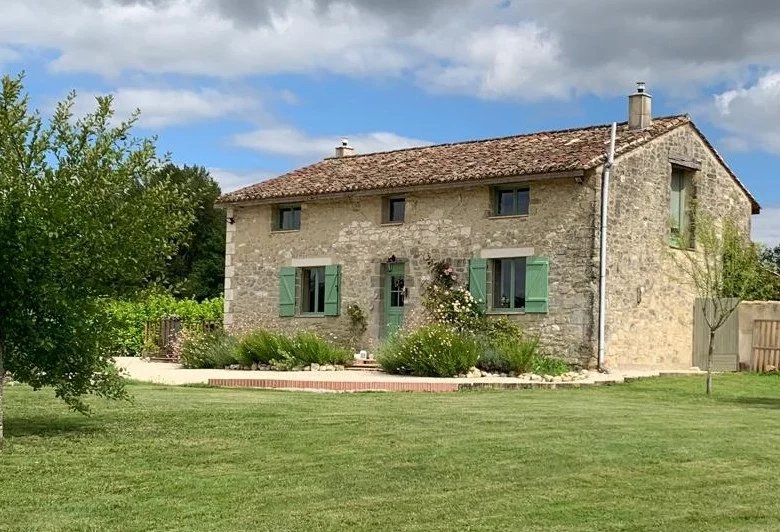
[143,318,221,360]
[751,320,780,372]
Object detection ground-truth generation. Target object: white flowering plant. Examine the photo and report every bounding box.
[421,258,484,332]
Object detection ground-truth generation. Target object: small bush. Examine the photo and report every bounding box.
[236,329,283,365]
[179,329,238,369]
[476,317,523,342]
[533,355,569,376]
[290,332,351,366]
[236,328,350,368]
[478,336,540,374]
[377,324,480,377]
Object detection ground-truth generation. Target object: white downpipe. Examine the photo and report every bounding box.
[598,122,617,371]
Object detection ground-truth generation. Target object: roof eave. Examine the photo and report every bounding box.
[215,169,586,207]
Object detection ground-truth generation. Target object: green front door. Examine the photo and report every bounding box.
[383,263,405,338]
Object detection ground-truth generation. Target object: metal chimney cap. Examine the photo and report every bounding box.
[636,81,647,93]
[341,138,349,147]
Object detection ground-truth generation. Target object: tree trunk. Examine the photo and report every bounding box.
[0,342,4,447]
[706,329,715,396]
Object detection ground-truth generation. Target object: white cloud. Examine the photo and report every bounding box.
[711,72,780,154]
[70,87,257,128]
[233,127,431,159]
[0,0,409,78]
[753,205,780,246]
[208,167,275,193]
[3,1,780,101]
[0,46,20,67]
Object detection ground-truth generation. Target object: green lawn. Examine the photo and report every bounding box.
[1,375,779,531]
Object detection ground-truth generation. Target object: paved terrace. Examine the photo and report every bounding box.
[115,357,703,392]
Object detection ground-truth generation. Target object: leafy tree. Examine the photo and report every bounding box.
[149,164,225,300]
[674,215,768,395]
[0,74,194,443]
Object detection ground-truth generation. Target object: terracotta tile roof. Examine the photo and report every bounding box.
[218,114,759,213]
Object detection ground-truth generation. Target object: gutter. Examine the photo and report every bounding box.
[597,122,617,371]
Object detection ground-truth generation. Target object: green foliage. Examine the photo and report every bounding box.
[475,317,523,341]
[475,321,569,376]
[178,329,238,369]
[104,293,223,356]
[532,355,570,376]
[0,73,194,414]
[377,324,480,377]
[219,329,351,369]
[288,332,351,366]
[235,329,282,365]
[346,304,368,345]
[479,336,540,374]
[147,164,226,301]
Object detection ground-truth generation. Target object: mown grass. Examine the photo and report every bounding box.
[1,374,779,531]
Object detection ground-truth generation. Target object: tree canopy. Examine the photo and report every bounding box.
[0,73,195,437]
[148,164,225,301]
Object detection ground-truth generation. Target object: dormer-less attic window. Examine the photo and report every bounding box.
[273,204,301,231]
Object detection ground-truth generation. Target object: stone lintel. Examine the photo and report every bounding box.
[479,247,535,259]
[291,257,334,267]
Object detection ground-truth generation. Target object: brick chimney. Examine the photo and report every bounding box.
[628,81,652,130]
[334,138,355,157]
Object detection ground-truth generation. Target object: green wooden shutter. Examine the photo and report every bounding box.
[468,258,487,311]
[279,266,296,317]
[324,264,341,316]
[525,256,549,313]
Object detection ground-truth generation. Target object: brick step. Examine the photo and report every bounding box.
[349,359,381,371]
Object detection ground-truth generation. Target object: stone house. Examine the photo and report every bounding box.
[217,85,759,369]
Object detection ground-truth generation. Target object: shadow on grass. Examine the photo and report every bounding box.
[5,415,103,439]
[720,396,780,409]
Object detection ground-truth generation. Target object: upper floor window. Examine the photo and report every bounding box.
[382,197,406,224]
[670,168,694,248]
[493,186,529,216]
[274,204,301,231]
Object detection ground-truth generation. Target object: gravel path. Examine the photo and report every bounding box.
[114,357,675,387]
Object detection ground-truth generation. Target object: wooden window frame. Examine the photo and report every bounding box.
[273,204,302,231]
[382,196,406,224]
[669,166,695,249]
[300,266,326,315]
[490,257,527,312]
[492,186,530,217]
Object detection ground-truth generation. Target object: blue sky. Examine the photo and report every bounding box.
[2,0,780,243]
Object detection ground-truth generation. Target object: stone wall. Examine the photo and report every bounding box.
[602,123,754,369]
[225,178,600,363]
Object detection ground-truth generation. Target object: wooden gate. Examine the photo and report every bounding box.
[751,320,780,372]
[692,298,739,371]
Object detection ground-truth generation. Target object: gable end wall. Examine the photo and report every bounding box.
[603,123,753,369]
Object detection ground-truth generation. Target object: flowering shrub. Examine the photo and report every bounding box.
[377,324,480,377]
[178,329,238,369]
[421,258,483,331]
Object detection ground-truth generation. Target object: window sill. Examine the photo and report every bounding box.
[271,229,301,234]
[380,221,404,226]
[487,309,526,315]
[487,214,529,220]
[669,240,695,251]
[296,313,327,318]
